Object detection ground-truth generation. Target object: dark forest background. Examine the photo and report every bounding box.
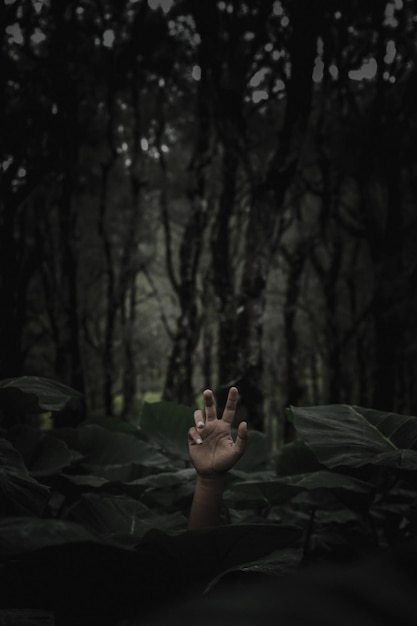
[2,0,417,445]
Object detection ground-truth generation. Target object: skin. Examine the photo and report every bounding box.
[188,386,248,529]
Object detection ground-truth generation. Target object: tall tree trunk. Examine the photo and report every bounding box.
[236,0,323,430]
[281,243,308,441]
[162,4,214,405]
[48,0,85,401]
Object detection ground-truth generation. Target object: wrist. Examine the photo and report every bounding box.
[195,473,225,489]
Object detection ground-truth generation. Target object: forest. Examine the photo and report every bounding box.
[1,0,417,624]
[3,0,417,436]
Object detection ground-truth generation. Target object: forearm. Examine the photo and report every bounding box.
[188,474,225,530]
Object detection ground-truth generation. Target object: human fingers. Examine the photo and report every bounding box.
[194,409,205,430]
[221,386,238,424]
[188,426,203,446]
[203,389,217,421]
[235,421,248,456]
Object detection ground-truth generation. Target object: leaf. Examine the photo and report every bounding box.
[59,468,195,505]
[205,546,303,592]
[52,424,169,468]
[279,471,373,494]
[0,522,301,622]
[233,429,270,472]
[0,438,49,516]
[82,413,145,439]
[140,400,194,462]
[289,404,417,470]
[0,376,83,414]
[66,492,187,539]
[5,424,73,477]
[141,523,303,585]
[224,471,373,509]
[129,468,195,508]
[275,438,323,476]
[0,517,99,556]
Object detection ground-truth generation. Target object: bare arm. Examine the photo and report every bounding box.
[188,387,248,529]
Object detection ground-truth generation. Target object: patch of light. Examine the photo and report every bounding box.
[249,67,268,88]
[329,64,339,80]
[281,15,289,27]
[6,23,24,45]
[312,58,324,83]
[149,147,159,159]
[161,144,169,153]
[384,40,396,64]
[2,156,14,172]
[17,167,27,178]
[348,58,377,81]
[31,28,46,44]
[191,65,201,81]
[252,90,268,104]
[264,43,273,52]
[141,138,149,151]
[32,1,44,14]
[384,2,399,27]
[272,1,283,16]
[102,29,115,48]
[148,0,173,12]
[273,79,285,93]
[125,158,132,167]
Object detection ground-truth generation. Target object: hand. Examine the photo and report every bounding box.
[188,387,248,476]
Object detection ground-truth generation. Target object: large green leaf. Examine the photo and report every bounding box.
[141,522,303,585]
[0,376,83,414]
[59,468,195,506]
[289,404,417,470]
[52,424,170,468]
[233,429,270,472]
[82,413,145,439]
[5,424,73,478]
[224,470,373,509]
[140,400,194,462]
[275,438,324,476]
[66,492,187,540]
[0,438,49,516]
[0,521,302,624]
[205,546,303,592]
[0,517,99,556]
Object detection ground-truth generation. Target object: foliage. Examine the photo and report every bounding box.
[1,376,417,624]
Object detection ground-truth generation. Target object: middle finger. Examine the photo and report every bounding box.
[203,389,217,421]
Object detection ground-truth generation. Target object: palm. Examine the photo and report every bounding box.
[188,387,248,477]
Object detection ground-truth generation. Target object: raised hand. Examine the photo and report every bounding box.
[188,387,248,477]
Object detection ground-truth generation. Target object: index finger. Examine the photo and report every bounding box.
[203,389,217,421]
[221,386,238,424]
